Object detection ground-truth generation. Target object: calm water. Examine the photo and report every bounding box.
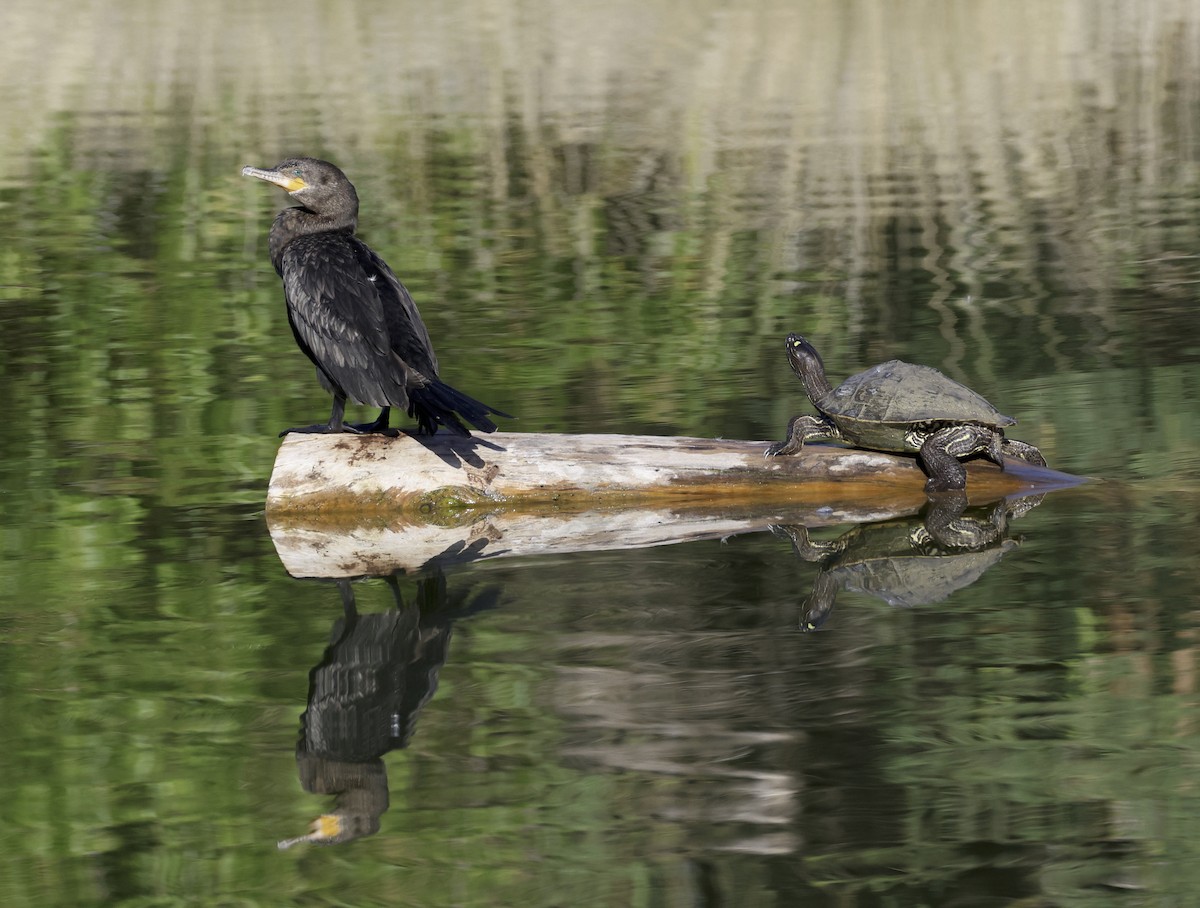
[2,1,1200,905]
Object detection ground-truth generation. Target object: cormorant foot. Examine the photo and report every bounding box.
[346,419,399,437]
[279,423,357,437]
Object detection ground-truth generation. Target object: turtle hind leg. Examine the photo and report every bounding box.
[766,414,840,457]
[1001,438,1046,467]
[918,425,1003,492]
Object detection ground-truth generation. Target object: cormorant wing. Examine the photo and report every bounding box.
[280,235,420,408]
[349,238,441,377]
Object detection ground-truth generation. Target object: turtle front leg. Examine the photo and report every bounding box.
[769,524,846,561]
[766,414,840,457]
[918,425,1004,492]
[1001,438,1046,467]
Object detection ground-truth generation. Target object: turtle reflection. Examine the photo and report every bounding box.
[279,573,497,849]
[773,493,1037,631]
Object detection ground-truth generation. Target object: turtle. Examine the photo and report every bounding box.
[765,334,1046,492]
[771,491,1030,630]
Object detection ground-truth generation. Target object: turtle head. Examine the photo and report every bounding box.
[784,334,832,401]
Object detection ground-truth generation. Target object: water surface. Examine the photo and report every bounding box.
[2,1,1199,905]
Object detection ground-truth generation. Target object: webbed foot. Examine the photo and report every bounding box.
[344,421,399,437]
[346,407,398,436]
[279,422,357,437]
[280,406,400,438]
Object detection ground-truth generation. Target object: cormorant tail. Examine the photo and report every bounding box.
[408,380,511,436]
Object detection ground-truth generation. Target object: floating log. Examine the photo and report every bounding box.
[266,431,1083,520]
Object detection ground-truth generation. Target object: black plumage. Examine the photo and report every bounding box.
[242,157,508,436]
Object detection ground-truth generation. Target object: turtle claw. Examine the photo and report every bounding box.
[767,415,836,458]
[1002,439,1046,467]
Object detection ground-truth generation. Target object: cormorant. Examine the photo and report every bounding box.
[241,157,509,436]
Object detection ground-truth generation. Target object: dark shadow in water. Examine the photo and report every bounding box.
[278,572,499,848]
[772,492,1039,630]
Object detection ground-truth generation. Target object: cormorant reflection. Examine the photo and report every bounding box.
[773,492,1038,631]
[279,573,497,848]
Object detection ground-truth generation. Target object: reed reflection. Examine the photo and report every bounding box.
[773,493,1039,631]
[278,573,497,849]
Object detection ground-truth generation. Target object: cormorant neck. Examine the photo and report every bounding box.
[268,205,358,269]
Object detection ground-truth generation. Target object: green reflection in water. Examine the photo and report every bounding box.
[0,0,1199,905]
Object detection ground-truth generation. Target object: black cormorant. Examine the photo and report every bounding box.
[242,157,509,436]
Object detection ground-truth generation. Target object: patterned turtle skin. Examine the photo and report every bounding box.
[766,334,1046,492]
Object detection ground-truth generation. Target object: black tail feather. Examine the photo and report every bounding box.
[407,380,511,436]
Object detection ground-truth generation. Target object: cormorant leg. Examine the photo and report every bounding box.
[766,415,840,457]
[279,393,354,436]
[336,579,360,622]
[383,574,406,609]
[1001,438,1046,467]
[328,394,352,432]
[918,425,1002,492]
[347,407,399,437]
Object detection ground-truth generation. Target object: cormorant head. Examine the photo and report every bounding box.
[242,157,359,219]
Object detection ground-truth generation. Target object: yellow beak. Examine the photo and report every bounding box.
[242,165,307,193]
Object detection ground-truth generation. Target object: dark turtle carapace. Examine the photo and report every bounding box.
[766,334,1045,492]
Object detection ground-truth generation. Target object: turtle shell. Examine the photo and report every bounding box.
[818,360,1015,452]
[835,542,1019,607]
